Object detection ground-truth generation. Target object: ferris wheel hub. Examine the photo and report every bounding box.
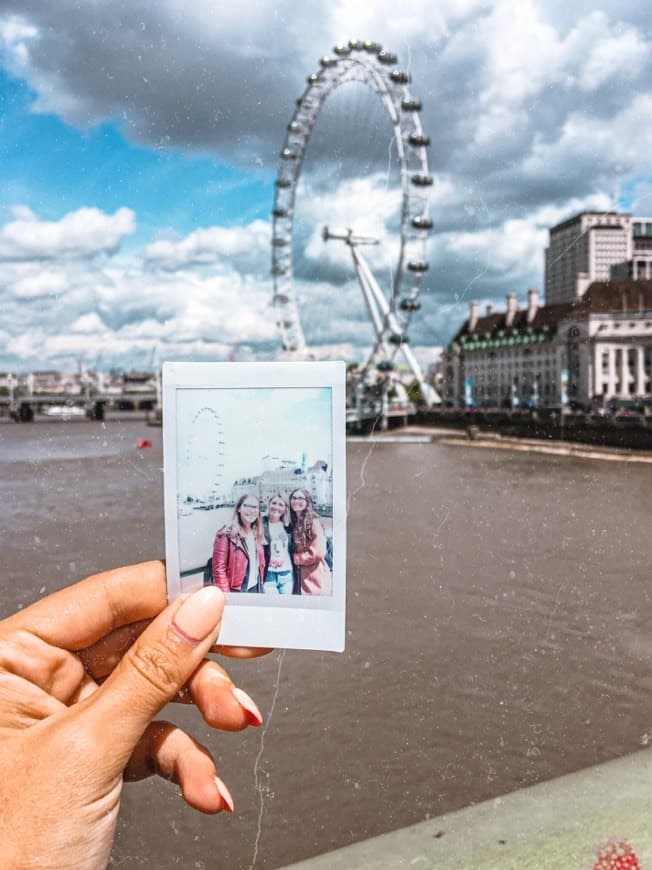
[322,226,379,246]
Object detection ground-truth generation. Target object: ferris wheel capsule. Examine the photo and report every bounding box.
[378,50,397,64]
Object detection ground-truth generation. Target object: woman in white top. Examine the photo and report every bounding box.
[262,494,295,595]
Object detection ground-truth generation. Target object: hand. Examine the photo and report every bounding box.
[0,561,267,870]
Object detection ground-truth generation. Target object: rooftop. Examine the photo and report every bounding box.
[453,280,652,344]
[551,211,631,233]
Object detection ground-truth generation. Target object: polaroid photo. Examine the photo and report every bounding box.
[163,361,346,652]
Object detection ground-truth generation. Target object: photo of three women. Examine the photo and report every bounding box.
[206,489,332,596]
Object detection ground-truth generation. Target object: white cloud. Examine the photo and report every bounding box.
[325,0,486,45]
[523,95,652,178]
[0,206,135,260]
[300,174,403,274]
[7,266,68,299]
[569,13,647,91]
[0,14,38,71]
[0,204,282,370]
[471,4,650,149]
[69,312,106,334]
[143,220,270,271]
[440,196,612,278]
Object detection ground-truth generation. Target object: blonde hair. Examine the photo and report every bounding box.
[226,493,264,544]
[266,492,289,525]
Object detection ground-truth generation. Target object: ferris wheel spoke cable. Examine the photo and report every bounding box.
[271,39,433,401]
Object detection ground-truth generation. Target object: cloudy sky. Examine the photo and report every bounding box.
[1,0,650,372]
[177,386,332,501]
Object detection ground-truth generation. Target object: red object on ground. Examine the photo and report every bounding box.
[593,840,641,870]
[136,439,153,449]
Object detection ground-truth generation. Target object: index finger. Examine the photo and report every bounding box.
[213,645,274,659]
[5,561,167,651]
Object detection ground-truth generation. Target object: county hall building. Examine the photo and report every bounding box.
[442,212,652,409]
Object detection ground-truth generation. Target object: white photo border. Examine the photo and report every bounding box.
[163,361,346,652]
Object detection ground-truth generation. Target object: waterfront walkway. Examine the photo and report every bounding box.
[286,750,652,869]
[355,425,652,464]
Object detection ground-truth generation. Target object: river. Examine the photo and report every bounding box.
[0,418,651,868]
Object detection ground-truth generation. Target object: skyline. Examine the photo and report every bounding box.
[176,386,332,502]
[1,1,651,371]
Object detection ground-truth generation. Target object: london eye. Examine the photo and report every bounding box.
[183,406,226,507]
[271,40,433,405]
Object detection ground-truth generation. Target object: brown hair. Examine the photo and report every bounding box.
[289,488,318,552]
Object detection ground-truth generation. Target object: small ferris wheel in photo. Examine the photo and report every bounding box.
[183,406,226,507]
[271,39,436,410]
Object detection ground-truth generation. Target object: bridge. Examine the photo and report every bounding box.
[0,392,159,422]
[346,397,418,432]
[1,388,415,428]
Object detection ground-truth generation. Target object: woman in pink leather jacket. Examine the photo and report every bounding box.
[289,488,331,596]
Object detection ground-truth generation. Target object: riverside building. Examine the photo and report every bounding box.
[544,211,652,304]
[442,282,652,409]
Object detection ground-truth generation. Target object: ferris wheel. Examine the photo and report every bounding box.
[271,39,433,399]
[183,407,226,506]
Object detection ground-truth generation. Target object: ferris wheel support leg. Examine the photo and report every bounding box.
[350,246,385,342]
[355,251,433,407]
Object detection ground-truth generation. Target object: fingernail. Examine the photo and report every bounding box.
[232,686,263,727]
[214,776,234,813]
[171,587,224,643]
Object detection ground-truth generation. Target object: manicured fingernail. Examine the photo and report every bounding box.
[171,587,224,643]
[214,776,234,813]
[232,686,263,726]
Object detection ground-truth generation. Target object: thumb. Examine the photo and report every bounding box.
[82,585,225,765]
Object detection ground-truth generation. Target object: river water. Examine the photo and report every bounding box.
[1,418,651,868]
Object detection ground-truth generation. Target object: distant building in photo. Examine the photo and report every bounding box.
[231,457,333,512]
[442,282,652,409]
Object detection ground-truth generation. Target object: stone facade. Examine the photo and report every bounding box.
[442,282,652,409]
[231,460,333,511]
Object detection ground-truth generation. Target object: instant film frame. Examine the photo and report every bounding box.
[163,361,346,652]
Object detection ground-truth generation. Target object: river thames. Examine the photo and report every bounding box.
[1,418,651,868]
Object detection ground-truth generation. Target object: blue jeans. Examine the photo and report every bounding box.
[264,570,294,595]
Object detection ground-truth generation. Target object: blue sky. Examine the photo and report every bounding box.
[0,0,651,372]
[0,71,274,239]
